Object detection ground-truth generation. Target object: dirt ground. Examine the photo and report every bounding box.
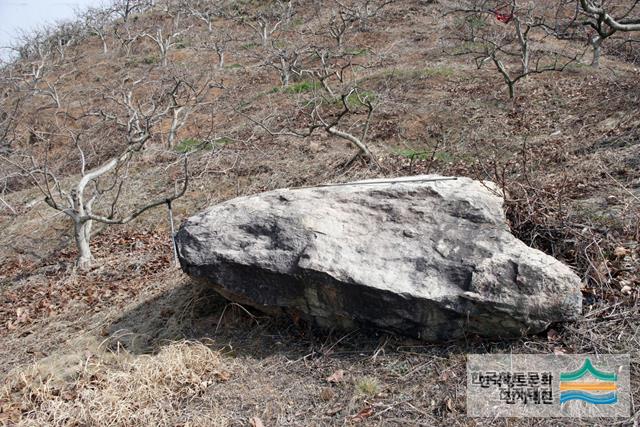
[1,1,639,425]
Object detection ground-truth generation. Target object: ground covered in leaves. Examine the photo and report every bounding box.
[1,0,639,425]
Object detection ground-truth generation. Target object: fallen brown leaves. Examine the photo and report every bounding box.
[326,369,346,383]
[0,228,173,336]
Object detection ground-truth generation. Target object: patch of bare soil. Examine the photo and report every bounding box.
[1,0,639,425]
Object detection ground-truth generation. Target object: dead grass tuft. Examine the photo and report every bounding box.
[355,376,380,397]
[1,341,230,426]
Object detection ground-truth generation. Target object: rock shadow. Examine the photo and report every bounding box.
[106,279,522,361]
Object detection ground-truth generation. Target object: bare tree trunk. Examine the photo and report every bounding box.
[493,56,516,99]
[590,35,602,67]
[217,51,225,69]
[326,126,373,160]
[514,19,529,74]
[168,107,181,147]
[100,35,108,54]
[74,218,93,269]
[281,65,290,87]
[160,44,168,66]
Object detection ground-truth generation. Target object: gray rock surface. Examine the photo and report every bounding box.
[176,175,582,340]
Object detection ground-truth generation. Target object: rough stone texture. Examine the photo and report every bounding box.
[176,175,582,340]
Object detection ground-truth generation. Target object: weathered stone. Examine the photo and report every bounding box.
[176,175,582,340]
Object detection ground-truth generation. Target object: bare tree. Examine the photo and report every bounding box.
[110,0,153,22]
[213,31,233,69]
[241,50,379,164]
[8,33,76,112]
[578,0,640,66]
[238,1,294,47]
[113,22,142,57]
[182,0,224,32]
[333,0,395,32]
[81,6,114,54]
[165,69,221,148]
[451,1,584,98]
[32,71,73,110]
[12,29,52,81]
[264,42,307,87]
[326,9,355,48]
[143,11,189,66]
[0,76,22,155]
[0,77,190,269]
[47,21,83,63]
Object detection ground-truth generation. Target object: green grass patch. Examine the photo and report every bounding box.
[173,37,189,50]
[270,81,322,94]
[175,138,204,153]
[345,90,376,108]
[212,137,234,147]
[565,62,592,74]
[463,15,487,30]
[142,55,160,65]
[449,41,486,55]
[421,65,455,78]
[434,151,454,163]
[241,42,258,50]
[395,148,430,160]
[345,47,371,57]
[285,81,322,94]
[395,148,454,163]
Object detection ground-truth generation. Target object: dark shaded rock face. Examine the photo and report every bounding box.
[176,175,582,341]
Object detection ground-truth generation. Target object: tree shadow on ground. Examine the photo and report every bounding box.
[106,279,525,362]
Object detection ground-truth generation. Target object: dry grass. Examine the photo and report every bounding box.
[1,341,229,427]
[0,0,639,425]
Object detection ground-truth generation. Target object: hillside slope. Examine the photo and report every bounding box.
[0,0,638,425]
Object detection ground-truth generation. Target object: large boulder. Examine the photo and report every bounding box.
[176,175,582,340]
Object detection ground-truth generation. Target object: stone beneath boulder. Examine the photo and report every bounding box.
[176,175,582,341]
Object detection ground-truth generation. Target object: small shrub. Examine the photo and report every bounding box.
[143,55,159,65]
[355,376,379,397]
[236,100,251,111]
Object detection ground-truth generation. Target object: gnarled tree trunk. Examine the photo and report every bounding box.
[73,218,93,269]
